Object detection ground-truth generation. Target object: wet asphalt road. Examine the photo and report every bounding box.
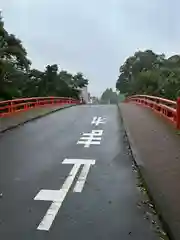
[0,105,159,240]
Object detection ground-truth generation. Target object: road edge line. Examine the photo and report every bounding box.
[117,103,175,240]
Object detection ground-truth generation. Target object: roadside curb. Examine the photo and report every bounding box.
[117,104,174,240]
[0,105,75,134]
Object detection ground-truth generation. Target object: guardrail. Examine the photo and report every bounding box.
[125,95,180,129]
[0,97,80,117]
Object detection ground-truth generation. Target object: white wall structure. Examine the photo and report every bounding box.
[80,87,89,103]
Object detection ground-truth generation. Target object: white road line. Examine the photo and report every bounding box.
[73,164,92,192]
[77,141,101,147]
[35,163,81,231]
[80,137,102,140]
[34,158,96,231]
[63,158,95,165]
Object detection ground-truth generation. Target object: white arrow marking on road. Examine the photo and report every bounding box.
[34,158,95,231]
[91,116,106,126]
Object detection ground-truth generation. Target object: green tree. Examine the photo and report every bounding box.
[101,88,118,104]
[0,13,89,100]
[0,14,31,99]
[73,72,88,89]
[116,50,180,100]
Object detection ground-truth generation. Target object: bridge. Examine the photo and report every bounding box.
[0,95,180,240]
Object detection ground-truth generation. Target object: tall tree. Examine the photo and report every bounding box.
[116,50,180,100]
[101,88,118,104]
[0,13,31,99]
[0,13,89,100]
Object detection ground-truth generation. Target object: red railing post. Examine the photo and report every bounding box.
[10,101,14,113]
[24,100,28,110]
[176,97,180,129]
[36,99,39,107]
[51,97,54,105]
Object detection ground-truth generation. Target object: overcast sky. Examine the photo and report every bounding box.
[1,0,179,96]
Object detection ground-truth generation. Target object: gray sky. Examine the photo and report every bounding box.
[1,0,179,96]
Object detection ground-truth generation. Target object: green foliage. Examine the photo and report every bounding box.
[116,50,180,100]
[0,14,88,100]
[100,88,118,104]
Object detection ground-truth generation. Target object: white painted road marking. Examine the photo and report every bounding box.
[77,130,103,148]
[91,116,106,126]
[73,164,92,193]
[34,158,96,231]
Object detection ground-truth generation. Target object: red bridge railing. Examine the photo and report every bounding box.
[125,95,180,129]
[0,97,80,117]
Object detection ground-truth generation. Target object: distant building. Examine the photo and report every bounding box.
[80,87,89,103]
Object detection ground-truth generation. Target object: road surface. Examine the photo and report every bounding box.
[0,105,159,240]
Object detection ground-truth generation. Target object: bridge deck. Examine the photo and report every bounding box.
[0,105,159,240]
[120,102,180,240]
[0,105,72,133]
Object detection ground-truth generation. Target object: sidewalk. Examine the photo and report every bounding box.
[0,105,72,133]
[119,103,180,240]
